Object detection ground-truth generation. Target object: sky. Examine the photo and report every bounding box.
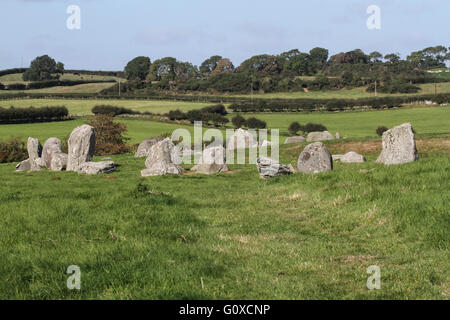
[0,0,449,71]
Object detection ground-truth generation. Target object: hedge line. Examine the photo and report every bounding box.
[0,68,125,78]
[228,93,450,112]
[0,106,69,123]
[0,68,28,77]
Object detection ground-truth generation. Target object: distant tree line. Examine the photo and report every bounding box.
[118,45,450,95]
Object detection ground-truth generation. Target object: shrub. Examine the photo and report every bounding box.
[246,117,267,129]
[376,126,389,136]
[304,123,327,133]
[288,122,302,135]
[87,114,131,155]
[0,83,4,90]
[0,137,28,163]
[91,105,138,116]
[232,115,247,128]
[6,83,26,90]
[167,109,187,121]
[201,104,228,115]
[0,106,69,123]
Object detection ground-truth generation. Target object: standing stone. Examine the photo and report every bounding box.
[67,125,95,172]
[41,138,64,168]
[306,131,335,142]
[297,142,333,174]
[141,138,184,177]
[50,153,68,171]
[284,136,306,144]
[227,128,258,150]
[376,123,418,165]
[257,157,295,179]
[27,137,42,160]
[341,152,366,163]
[134,137,164,157]
[335,132,341,139]
[191,146,229,174]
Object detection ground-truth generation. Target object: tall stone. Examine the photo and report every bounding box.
[67,125,95,172]
[134,137,164,158]
[297,142,333,174]
[41,138,64,168]
[376,123,418,165]
[227,128,258,150]
[27,137,42,160]
[141,138,184,177]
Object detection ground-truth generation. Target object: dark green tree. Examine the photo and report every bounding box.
[23,55,57,81]
[200,56,222,73]
[124,56,151,81]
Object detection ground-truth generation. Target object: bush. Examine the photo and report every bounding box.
[91,105,138,116]
[376,126,389,136]
[246,117,267,129]
[86,114,131,155]
[167,109,187,121]
[232,115,247,128]
[6,83,26,90]
[0,83,4,90]
[288,122,302,135]
[0,137,28,163]
[201,104,228,115]
[304,123,327,133]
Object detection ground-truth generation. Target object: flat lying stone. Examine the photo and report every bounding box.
[284,136,306,144]
[306,131,335,142]
[257,157,295,179]
[77,161,116,175]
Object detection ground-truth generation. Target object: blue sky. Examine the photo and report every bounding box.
[0,0,448,70]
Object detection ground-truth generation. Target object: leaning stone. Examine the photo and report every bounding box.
[134,137,164,157]
[341,152,366,163]
[67,125,96,172]
[297,142,333,174]
[376,123,418,165]
[284,136,306,144]
[78,161,116,175]
[306,131,335,142]
[257,157,295,179]
[16,159,32,172]
[141,138,184,177]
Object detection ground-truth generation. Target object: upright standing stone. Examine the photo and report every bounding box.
[376,123,418,165]
[227,128,258,150]
[141,138,184,177]
[27,137,42,160]
[41,138,64,168]
[67,125,95,172]
[297,142,333,174]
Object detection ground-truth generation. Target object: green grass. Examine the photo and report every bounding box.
[0,136,448,299]
[236,105,450,138]
[0,119,195,145]
[0,98,210,116]
[0,73,120,84]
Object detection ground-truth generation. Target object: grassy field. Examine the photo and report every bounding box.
[0,98,210,116]
[0,105,448,145]
[0,119,196,145]
[227,82,450,100]
[0,73,121,84]
[0,134,448,299]
[238,105,450,137]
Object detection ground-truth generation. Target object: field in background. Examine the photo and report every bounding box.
[0,98,210,116]
[238,106,450,137]
[0,73,121,85]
